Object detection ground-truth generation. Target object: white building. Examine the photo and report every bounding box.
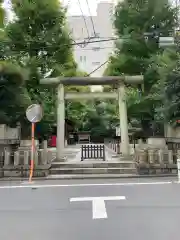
[67,2,116,78]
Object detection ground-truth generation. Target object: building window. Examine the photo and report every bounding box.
[80,56,86,62]
[92,47,100,51]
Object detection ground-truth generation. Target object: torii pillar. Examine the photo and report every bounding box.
[118,83,129,155]
[40,76,143,160]
[57,83,65,158]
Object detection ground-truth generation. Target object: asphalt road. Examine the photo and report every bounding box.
[0,178,180,240]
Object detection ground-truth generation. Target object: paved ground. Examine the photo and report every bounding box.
[0,178,180,240]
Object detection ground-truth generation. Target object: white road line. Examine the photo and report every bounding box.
[70,196,126,202]
[0,181,173,190]
[70,196,126,219]
[93,198,107,219]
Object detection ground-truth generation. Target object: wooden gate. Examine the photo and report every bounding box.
[81,144,105,161]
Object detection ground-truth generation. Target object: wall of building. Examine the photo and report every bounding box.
[67,2,115,78]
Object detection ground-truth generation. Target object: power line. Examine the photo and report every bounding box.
[60,59,109,84]
[75,46,114,51]
[6,29,172,52]
[2,37,118,51]
[87,60,109,76]
[85,0,96,37]
[77,0,90,40]
[73,37,117,47]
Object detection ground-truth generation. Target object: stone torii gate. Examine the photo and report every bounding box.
[40,76,143,160]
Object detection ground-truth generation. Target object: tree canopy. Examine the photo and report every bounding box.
[1,0,112,138]
[104,0,178,136]
[2,0,78,137]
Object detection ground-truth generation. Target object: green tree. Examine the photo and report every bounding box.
[0,61,31,126]
[161,46,180,124]
[5,0,77,137]
[0,1,31,127]
[0,0,4,28]
[105,0,177,134]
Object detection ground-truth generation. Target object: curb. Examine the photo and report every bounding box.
[46,174,177,180]
[0,174,177,182]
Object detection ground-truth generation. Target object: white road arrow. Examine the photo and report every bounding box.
[70,196,126,219]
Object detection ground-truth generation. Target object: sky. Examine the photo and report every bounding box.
[3,0,116,19]
[63,0,116,16]
[3,0,176,18]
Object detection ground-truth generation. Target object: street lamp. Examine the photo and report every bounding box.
[159,36,175,47]
[144,32,175,48]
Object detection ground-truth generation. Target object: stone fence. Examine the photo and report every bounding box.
[135,148,178,174]
[104,138,137,155]
[104,139,120,154]
[0,149,55,178]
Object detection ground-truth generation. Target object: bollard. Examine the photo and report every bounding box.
[177,159,180,182]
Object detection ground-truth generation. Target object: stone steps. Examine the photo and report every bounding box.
[51,161,136,169]
[50,167,137,175]
[49,160,137,177]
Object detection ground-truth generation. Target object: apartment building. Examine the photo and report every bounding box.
[67,1,115,77]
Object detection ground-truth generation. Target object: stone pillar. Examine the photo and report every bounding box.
[118,84,129,155]
[158,149,164,165]
[23,151,29,166]
[57,84,65,160]
[14,151,20,165]
[148,150,155,164]
[168,150,174,164]
[42,140,48,151]
[42,140,48,164]
[39,149,48,165]
[4,151,11,166]
[34,151,39,166]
